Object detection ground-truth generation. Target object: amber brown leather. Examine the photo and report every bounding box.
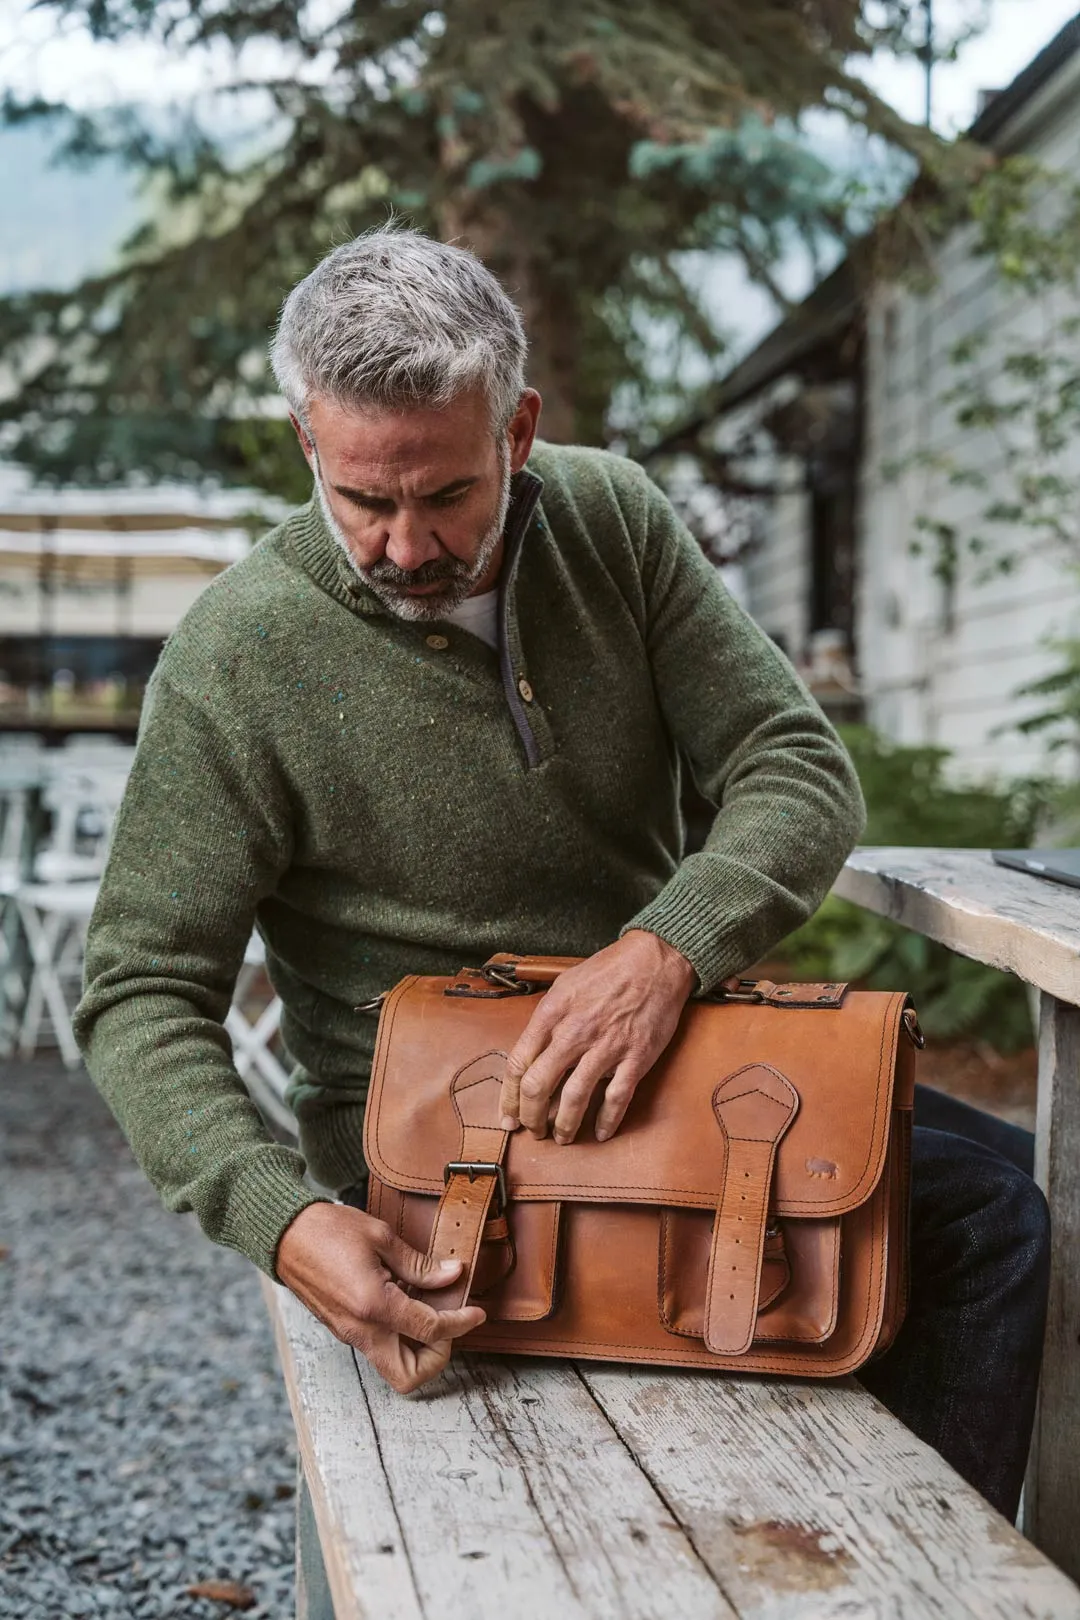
[413,1054,511,1313]
[364,955,916,1378]
[705,1065,799,1355]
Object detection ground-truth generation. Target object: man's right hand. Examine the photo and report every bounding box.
[275,1202,486,1393]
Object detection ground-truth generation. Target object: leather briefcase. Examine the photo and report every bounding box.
[363,953,920,1377]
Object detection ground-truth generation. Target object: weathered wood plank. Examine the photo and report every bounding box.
[261,1278,425,1620]
[296,1463,336,1620]
[833,846,1080,1003]
[1025,994,1080,1580]
[583,1367,1080,1620]
[351,1350,735,1620]
[268,1272,1080,1619]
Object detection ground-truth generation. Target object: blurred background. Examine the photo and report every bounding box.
[3,0,1079,1093]
[3,2,1080,1087]
[3,5,1080,1613]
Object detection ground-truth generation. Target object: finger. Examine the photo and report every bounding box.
[395,1335,455,1392]
[594,1058,647,1142]
[370,1226,464,1291]
[517,1040,579,1137]
[551,1047,618,1144]
[375,1280,486,1346]
[501,1003,557,1129]
[364,1326,454,1394]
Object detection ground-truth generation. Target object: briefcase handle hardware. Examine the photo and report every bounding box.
[443,1160,507,1215]
[902,1005,926,1049]
[444,965,540,999]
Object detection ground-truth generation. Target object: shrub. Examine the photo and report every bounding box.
[777,727,1048,1051]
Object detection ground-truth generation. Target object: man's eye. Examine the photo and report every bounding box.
[431,489,468,506]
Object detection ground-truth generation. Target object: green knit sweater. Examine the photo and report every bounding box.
[74,443,865,1277]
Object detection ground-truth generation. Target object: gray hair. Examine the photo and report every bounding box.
[270,226,528,432]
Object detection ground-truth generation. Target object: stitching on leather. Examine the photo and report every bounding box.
[705,1167,770,1353]
[658,1211,794,1338]
[371,985,906,1217]
[657,1210,679,1334]
[754,1220,841,1341]
[489,1201,562,1322]
[468,1331,867,1375]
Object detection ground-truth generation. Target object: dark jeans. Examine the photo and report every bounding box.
[859,1084,1050,1522]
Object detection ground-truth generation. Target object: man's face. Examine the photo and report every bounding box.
[294,386,540,621]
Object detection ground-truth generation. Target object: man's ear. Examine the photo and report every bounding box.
[507,389,542,475]
[289,412,315,466]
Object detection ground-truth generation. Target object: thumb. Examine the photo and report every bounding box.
[373,1228,463,1290]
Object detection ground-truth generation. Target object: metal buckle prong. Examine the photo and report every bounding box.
[443,1160,507,1215]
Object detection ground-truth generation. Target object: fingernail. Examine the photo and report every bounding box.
[438,1258,459,1272]
[553,1133,569,1146]
[595,1127,610,1142]
[500,1115,518,1132]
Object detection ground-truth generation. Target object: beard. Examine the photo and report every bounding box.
[314,440,512,622]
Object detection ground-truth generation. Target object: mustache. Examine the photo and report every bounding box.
[361,554,471,589]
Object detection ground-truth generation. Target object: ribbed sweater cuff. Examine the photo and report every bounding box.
[216,1148,333,1279]
[297,1100,371,1198]
[620,860,762,994]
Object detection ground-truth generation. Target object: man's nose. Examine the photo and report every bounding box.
[384,510,443,573]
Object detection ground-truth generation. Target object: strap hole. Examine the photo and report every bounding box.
[729,1293,735,1299]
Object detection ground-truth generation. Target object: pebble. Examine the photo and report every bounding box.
[0,1059,298,1619]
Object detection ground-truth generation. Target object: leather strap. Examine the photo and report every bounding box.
[415,1053,510,1312]
[705,1065,799,1356]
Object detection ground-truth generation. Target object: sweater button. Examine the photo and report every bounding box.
[518,676,534,703]
[425,634,449,650]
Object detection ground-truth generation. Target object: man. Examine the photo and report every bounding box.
[76,227,1048,1521]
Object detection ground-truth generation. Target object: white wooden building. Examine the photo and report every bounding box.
[0,465,274,738]
[709,14,1080,780]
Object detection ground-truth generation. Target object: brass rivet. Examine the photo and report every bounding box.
[426,633,449,650]
[517,676,534,703]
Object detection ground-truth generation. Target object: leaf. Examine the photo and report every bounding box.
[185,1580,256,1610]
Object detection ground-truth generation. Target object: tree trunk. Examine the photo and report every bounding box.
[435,191,579,444]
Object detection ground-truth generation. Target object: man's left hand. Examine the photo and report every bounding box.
[499,930,697,1144]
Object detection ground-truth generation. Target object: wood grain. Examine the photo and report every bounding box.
[1025,994,1080,1580]
[584,1366,1080,1620]
[833,847,1080,1003]
[261,1278,424,1620]
[264,1279,1080,1619]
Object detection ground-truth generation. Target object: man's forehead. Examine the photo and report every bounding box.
[308,391,495,492]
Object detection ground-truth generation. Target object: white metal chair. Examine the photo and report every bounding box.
[225,934,295,1135]
[14,879,99,1067]
[10,868,294,1134]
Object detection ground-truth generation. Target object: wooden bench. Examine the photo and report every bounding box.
[262,1279,1080,1619]
[834,846,1080,1579]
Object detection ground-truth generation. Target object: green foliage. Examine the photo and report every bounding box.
[0,0,951,499]
[777,728,1045,1050]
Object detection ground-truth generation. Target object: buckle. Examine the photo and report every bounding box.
[443,1160,507,1215]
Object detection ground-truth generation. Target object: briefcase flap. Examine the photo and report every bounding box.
[364,971,913,1219]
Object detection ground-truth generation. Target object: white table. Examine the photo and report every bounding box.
[834,846,1080,1577]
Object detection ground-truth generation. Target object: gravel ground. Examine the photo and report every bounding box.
[0,1057,298,1619]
